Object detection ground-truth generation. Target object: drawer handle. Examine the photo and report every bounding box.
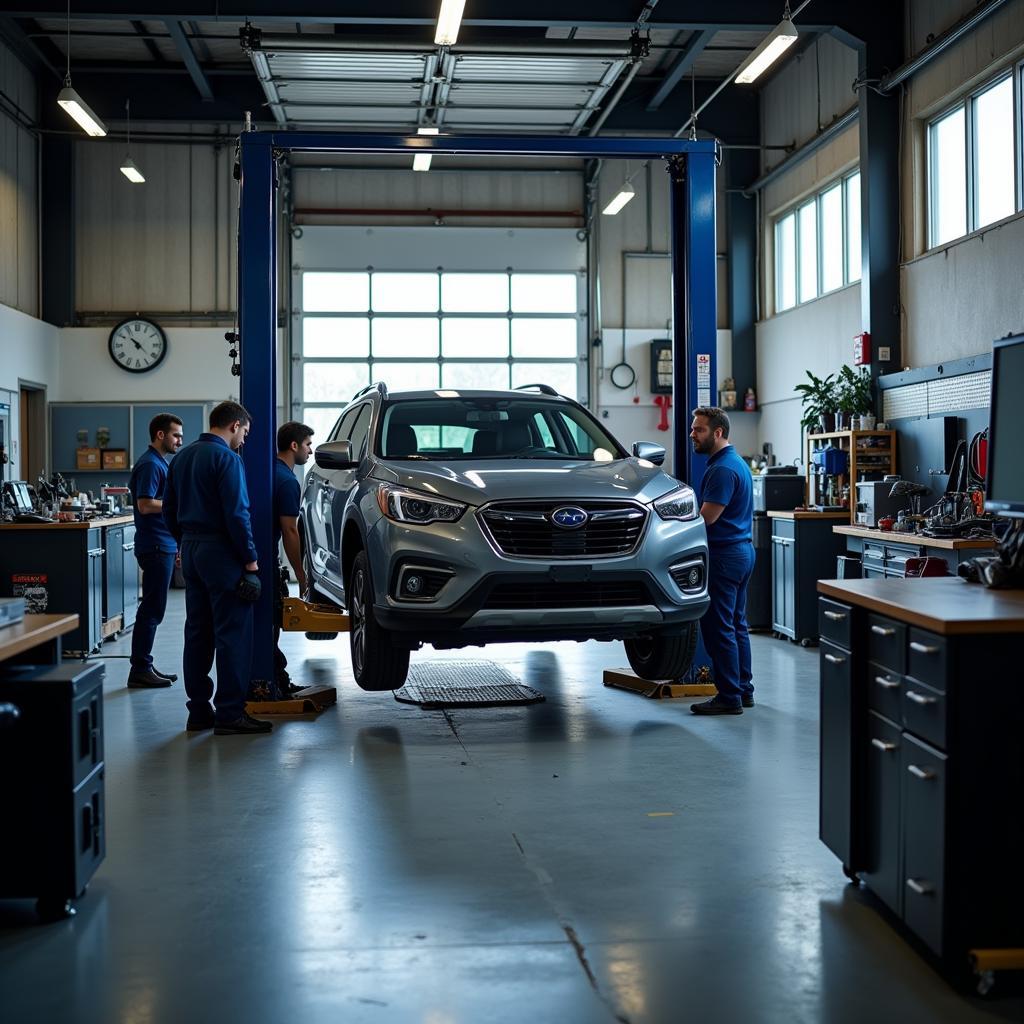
[122,542,135,551]
[907,764,936,781]
[910,641,940,655]
[871,625,895,637]
[875,675,900,689]
[824,653,846,665]
[823,610,846,622]
[906,878,935,896]
[871,738,896,752]
[906,690,937,706]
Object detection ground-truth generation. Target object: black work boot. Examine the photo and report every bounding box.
[153,667,179,682]
[214,713,273,735]
[128,667,173,689]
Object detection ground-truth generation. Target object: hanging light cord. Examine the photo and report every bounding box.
[64,0,71,85]
[125,98,130,153]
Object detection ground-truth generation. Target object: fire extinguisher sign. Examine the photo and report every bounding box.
[697,353,711,407]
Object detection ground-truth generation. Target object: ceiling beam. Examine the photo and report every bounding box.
[0,14,61,78]
[646,28,714,111]
[165,19,214,100]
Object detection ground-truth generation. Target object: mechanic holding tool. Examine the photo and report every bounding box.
[273,421,314,697]
[163,401,272,735]
[127,413,184,689]
[688,407,755,716]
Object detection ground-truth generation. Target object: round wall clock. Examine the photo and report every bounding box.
[108,317,168,373]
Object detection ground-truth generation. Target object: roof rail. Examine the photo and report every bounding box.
[351,381,388,402]
[513,383,560,397]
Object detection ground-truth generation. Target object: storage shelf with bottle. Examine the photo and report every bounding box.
[804,430,897,523]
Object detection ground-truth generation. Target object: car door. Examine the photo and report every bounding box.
[324,402,373,597]
[305,406,358,583]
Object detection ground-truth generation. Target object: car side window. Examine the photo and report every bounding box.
[330,406,360,442]
[347,404,372,461]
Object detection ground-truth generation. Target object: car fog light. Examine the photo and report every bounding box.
[687,568,700,587]
[404,574,424,595]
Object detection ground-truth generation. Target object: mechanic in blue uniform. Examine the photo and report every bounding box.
[127,413,184,689]
[688,406,755,715]
[163,400,272,735]
[273,421,314,695]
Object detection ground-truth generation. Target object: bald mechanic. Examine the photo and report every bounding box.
[688,406,755,715]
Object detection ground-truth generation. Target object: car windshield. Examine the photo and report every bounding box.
[378,397,624,461]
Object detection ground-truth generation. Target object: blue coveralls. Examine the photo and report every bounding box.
[699,445,755,708]
[163,434,258,723]
[272,457,301,686]
[128,446,177,672]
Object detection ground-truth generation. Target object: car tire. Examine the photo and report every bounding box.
[348,550,410,691]
[300,526,338,640]
[624,621,698,681]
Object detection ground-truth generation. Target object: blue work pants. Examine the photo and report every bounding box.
[700,542,756,707]
[130,550,176,671]
[181,538,253,723]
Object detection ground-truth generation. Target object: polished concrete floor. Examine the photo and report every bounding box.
[1,591,1020,1023]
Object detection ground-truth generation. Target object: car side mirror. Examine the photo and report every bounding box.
[314,440,356,470]
[632,441,666,466]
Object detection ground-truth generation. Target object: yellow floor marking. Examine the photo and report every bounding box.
[646,812,675,817]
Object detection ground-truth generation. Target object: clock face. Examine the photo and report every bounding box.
[109,318,167,373]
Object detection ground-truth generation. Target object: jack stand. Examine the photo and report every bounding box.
[245,598,351,715]
[603,666,717,699]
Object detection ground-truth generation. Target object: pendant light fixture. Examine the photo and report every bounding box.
[733,3,799,85]
[56,0,107,136]
[413,125,439,172]
[119,99,145,183]
[602,161,639,216]
[434,0,467,46]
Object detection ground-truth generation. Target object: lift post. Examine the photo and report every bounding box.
[238,131,719,699]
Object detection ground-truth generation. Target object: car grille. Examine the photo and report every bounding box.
[484,581,652,609]
[479,501,647,559]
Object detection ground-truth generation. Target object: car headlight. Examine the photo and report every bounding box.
[375,483,466,525]
[652,484,699,521]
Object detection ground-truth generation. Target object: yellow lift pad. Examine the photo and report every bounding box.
[246,685,338,716]
[603,667,717,699]
[280,597,350,633]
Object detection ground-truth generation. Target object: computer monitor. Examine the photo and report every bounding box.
[986,333,1024,518]
[2,481,32,513]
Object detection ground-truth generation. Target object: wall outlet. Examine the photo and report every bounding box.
[878,346,891,361]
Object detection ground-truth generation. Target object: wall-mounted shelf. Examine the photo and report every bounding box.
[805,430,898,524]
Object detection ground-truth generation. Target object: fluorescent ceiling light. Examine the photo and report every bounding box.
[57,85,107,137]
[602,181,635,216]
[413,153,432,172]
[434,0,466,46]
[734,18,798,84]
[120,157,145,183]
[417,126,439,135]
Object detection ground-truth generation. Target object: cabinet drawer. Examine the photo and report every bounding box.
[901,734,947,956]
[819,598,852,648]
[771,517,795,541]
[862,541,886,573]
[864,712,902,915]
[71,685,104,788]
[906,629,948,692]
[901,679,946,749]
[819,640,857,866]
[868,663,903,722]
[867,614,905,673]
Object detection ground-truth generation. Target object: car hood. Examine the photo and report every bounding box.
[371,457,685,507]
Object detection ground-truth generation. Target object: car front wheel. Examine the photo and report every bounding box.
[348,551,410,691]
[624,622,698,681]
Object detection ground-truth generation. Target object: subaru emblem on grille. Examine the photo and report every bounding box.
[551,506,589,529]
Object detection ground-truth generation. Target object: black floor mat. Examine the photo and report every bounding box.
[394,660,546,709]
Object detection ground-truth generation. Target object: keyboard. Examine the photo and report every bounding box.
[14,513,54,524]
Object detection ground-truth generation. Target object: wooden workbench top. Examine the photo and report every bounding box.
[0,613,79,662]
[768,510,850,520]
[0,513,135,531]
[817,577,1024,635]
[832,524,997,551]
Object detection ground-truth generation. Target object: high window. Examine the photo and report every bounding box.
[775,171,862,313]
[928,71,1019,248]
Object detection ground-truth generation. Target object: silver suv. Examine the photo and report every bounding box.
[300,384,709,691]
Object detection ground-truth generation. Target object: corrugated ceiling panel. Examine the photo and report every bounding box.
[454,55,616,83]
[280,82,422,104]
[442,108,576,126]
[268,53,427,79]
[450,83,595,104]
[283,106,418,124]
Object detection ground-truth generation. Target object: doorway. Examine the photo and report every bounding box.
[19,383,47,483]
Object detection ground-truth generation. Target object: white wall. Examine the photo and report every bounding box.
[0,301,60,475]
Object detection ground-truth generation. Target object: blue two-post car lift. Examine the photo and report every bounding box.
[237,129,719,693]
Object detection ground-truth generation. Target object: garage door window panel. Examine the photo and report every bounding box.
[304,363,370,403]
[303,317,370,358]
[511,318,577,358]
[441,273,509,312]
[441,318,509,358]
[372,318,439,358]
[441,362,511,391]
[511,362,578,399]
[511,273,577,313]
[372,362,440,392]
[303,272,369,312]
[372,273,439,312]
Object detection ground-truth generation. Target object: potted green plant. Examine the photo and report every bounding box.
[794,371,838,434]
[836,365,873,430]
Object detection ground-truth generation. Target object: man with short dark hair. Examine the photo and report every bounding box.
[688,406,755,715]
[273,421,314,694]
[163,400,272,735]
[127,413,184,688]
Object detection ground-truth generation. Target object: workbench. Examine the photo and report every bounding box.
[815,577,1024,990]
[833,524,997,578]
[0,514,138,656]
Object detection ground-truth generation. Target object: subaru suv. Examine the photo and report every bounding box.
[300,383,709,691]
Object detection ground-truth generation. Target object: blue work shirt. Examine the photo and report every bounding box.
[273,457,301,548]
[129,446,176,555]
[163,433,258,566]
[700,444,753,548]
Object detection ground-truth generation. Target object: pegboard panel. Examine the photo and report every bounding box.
[927,371,990,415]
[883,382,928,421]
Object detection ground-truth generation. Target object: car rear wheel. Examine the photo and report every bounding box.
[624,621,698,681]
[349,551,410,691]
[300,526,338,640]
